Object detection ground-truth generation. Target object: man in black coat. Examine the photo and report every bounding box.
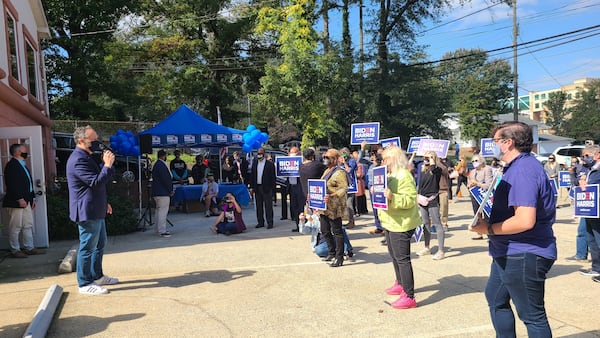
[250,147,276,229]
[2,144,45,258]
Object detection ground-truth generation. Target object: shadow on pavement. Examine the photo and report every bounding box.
[109,269,256,292]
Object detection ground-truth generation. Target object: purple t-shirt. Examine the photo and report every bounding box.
[488,153,557,259]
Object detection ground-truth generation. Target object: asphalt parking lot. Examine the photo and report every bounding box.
[1,193,599,337]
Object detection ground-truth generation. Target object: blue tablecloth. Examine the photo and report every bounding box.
[173,184,251,206]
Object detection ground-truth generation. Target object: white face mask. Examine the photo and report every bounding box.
[492,141,506,159]
[322,158,330,166]
[473,161,481,169]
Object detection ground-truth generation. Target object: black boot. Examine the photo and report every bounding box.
[322,254,335,262]
[330,257,344,267]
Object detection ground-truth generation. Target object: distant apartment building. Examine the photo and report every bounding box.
[528,78,597,124]
[0,0,54,178]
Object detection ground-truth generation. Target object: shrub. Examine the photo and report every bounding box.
[46,191,139,240]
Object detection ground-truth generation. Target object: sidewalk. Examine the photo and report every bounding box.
[1,195,599,337]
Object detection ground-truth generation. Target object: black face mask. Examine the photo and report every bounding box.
[21,152,28,159]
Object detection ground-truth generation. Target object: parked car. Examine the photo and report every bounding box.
[530,151,550,164]
[551,145,585,168]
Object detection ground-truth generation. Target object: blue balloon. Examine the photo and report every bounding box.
[260,132,268,142]
[250,129,260,140]
[117,129,125,135]
[246,125,256,132]
[242,144,252,153]
[252,140,261,150]
[126,131,134,137]
[109,135,117,143]
[242,132,251,143]
[119,134,128,143]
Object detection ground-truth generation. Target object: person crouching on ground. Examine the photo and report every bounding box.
[211,193,246,235]
[299,206,354,258]
[379,146,421,309]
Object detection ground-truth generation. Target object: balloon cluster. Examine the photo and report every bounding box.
[241,125,269,153]
[109,130,141,157]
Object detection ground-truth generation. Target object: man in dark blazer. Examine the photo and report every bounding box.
[250,147,276,229]
[152,150,174,237]
[67,125,118,295]
[233,151,249,184]
[2,144,45,258]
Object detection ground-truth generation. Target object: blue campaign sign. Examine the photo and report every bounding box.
[480,138,496,157]
[416,139,450,158]
[347,171,358,194]
[469,186,493,218]
[407,136,428,153]
[574,185,599,218]
[558,171,571,187]
[380,137,401,149]
[371,166,387,210]
[351,122,380,145]
[569,186,576,200]
[308,179,327,210]
[549,178,558,197]
[275,156,302,177]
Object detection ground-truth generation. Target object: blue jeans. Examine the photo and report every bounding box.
[77,219,107,287]
[575,217,589,259]
[314,228,353,257]
[485,253,555,338]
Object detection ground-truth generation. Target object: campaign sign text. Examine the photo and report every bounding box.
[275,156,302,177]
[469,186,494,218]
[480,138,496,157]
[166,135,178,144]
[407,136,430,153]
[184,135,196,144]
[351,122,380,145]
[380,137,401,149]
[574,185,599,218]
[308,179,327,210]
[416,139,450,158]
[371,166,388,210]
[558,171,571,187]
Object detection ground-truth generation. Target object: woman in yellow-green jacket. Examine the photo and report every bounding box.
[378,146,421,309]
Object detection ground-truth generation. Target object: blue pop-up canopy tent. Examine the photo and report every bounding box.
[138,104,244,148]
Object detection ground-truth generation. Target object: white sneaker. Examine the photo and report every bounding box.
[79,284,109,295]
[432,251,445,260]
[95,275,119,285]
[416,248,431,256]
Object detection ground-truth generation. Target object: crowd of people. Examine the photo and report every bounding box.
[10,121,599,337]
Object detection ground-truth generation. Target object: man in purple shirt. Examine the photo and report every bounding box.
[471,121,556,337]
[67,126,119,295]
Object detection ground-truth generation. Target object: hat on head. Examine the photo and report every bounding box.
[207,171,214,177]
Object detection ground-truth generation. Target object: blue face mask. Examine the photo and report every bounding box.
[583,156,595,168]
[492,142,505,159]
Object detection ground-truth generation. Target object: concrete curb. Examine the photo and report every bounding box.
[58,244,78,274]
[23,284,63,338]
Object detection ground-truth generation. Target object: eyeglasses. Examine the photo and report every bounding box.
[492,138,505,143]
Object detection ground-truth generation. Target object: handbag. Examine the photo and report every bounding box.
[417,193,438,207]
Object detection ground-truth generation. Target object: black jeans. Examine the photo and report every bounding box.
[385,229,416,298]
[320,215,344,260]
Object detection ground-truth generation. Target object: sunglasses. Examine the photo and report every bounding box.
[472,159,479,162]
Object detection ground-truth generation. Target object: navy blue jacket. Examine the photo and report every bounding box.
[152,159,173,197]
[66,147,114,222]
[2,158,35,208]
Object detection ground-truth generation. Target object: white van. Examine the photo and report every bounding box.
[551,145,585,167]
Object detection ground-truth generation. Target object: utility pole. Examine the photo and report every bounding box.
[512,0,519,121]
[247,95,251,125]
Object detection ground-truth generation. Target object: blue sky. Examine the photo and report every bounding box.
[327,0,600,95]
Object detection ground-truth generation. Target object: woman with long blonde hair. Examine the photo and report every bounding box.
[416,151,446,260]
[379,146,421,309]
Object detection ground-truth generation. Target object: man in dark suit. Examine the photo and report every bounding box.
[233,151,249,184]
[67,125,118,295]
[152,150,174,237]
[2,144,45,258]
[286,146,305,232]
[250,147,276,229]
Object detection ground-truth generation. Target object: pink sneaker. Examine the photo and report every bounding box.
[385,281,405,295]
[391,293,417,309]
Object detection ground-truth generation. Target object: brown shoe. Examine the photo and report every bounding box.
[12,251,28,258]
[24,248,46,255]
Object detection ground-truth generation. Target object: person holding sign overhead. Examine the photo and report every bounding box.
[470,121,556,337]
[319,148,348,267]
[379,146,421,309]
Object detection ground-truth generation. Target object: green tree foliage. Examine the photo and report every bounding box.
[544,91,568,135]
[437,48,512,142]
[42,0,140,119]
[564,80,600,141]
